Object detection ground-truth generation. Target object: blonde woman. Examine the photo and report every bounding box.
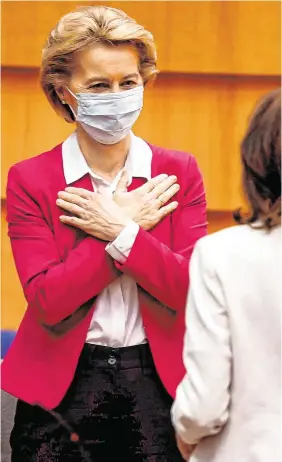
[172,89,281,462]
[2,5,207,461]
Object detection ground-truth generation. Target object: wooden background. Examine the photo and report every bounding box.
[1,1,281,329]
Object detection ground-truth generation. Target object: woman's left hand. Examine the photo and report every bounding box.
[57,187,130,241]
[175,433,196,460]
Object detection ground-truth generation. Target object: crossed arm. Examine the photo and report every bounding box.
[7,156,207,326]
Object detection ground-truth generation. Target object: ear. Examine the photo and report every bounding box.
[55,86,69,105]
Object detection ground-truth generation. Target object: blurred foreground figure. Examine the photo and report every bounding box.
[172,88,281,462]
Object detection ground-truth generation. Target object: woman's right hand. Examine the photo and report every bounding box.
[113,169,180,231]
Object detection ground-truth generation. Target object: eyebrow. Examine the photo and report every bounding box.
[84,73,140,86]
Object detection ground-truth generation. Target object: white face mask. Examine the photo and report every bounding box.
[67,86,144,145]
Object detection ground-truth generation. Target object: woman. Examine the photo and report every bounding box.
[2,5,207,461]
[172,88,281,462]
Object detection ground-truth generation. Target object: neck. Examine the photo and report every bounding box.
[76,125,131,180]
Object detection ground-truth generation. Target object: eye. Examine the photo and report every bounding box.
[122,80,137,88]
[88,83,109,92]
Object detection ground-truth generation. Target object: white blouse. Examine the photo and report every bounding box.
[62,131,152,347]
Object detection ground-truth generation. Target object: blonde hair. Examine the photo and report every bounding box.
[40,5,158,122]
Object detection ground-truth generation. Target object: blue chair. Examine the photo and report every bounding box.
[1,330,16,360]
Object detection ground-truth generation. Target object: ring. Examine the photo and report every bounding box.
[159,198,164,206]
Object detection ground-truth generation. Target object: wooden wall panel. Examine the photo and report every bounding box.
[1,201,236,330]
[2,1,280,75]
[1,69,74,198]
[2,68,279,209]
[159,74,280,209]
[1,1,168,69]
[166,1,281,75]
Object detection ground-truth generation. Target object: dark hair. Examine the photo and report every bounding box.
[234,88,281,230]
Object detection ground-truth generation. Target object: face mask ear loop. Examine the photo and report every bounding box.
[65,86,91,116]
[65,86,77,100]
[65,86,78,119]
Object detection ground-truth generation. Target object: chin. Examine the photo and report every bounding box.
[97,136,129,146]
[98,140,121,146]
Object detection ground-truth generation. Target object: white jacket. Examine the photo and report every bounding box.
[172,224,281,462]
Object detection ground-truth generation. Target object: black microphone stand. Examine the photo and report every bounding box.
[35,404,92,462]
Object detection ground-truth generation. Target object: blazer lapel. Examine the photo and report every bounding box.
[127,177,147,192]
[71,173,94,193]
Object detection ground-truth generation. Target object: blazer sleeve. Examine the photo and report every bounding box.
[114,155,208,312]
[171,238,232,445]
[6,165,119,326]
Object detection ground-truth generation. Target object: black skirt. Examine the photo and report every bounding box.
[10,343,183,461]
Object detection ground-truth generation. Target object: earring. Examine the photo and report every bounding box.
[61,100,66,104]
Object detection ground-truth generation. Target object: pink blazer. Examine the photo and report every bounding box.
[2,141,207,409]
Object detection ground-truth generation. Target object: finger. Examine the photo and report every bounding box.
[64,187,94,200]
[184,448,193,460]
[56,198,89,219]
[151,175,178,198]
[178,442,192,460]
[138,174,168,193]
[115,168,129,192]
[158,201,178,218]
[183,451,191,460]
[157,183,180,206]
[57,191,89,208]
[59,215,87,229]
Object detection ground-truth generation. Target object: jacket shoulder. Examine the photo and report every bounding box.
[193,225,260,271]
[148,143,205,202]
[149,143,195,169]
[8,144,63,183]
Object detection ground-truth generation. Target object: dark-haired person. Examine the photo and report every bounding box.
[171,88,281,462]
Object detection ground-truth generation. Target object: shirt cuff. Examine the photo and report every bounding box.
[106,220,140,263]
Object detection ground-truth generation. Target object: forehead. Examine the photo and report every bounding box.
[72,43,140,80]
